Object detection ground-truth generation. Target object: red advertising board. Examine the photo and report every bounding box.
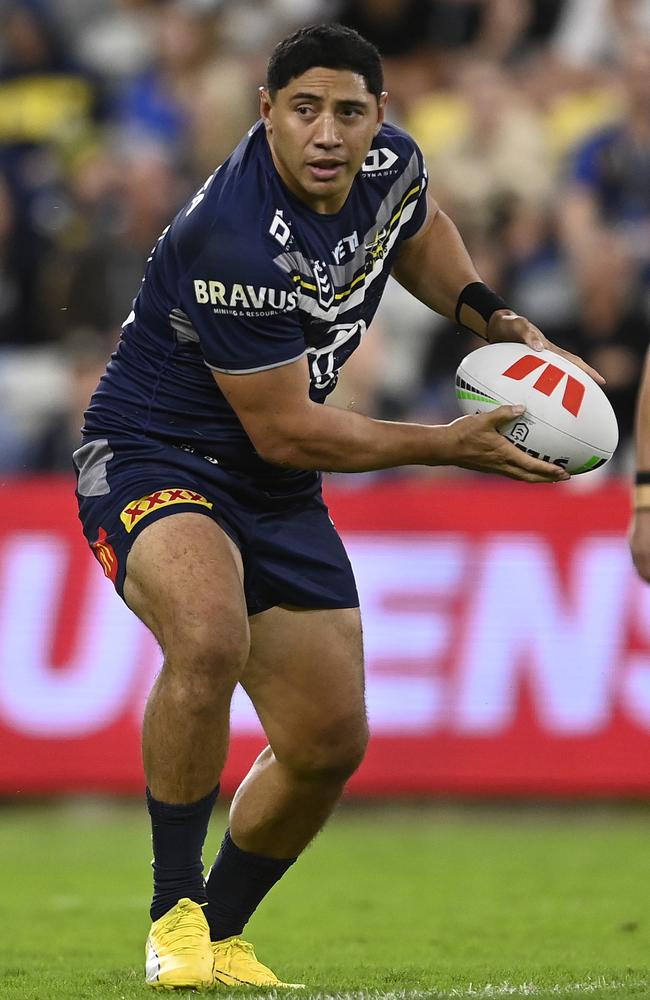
[0,476,646,797]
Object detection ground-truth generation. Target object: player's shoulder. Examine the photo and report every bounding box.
[359,121,425,180]
[169,121,279,274]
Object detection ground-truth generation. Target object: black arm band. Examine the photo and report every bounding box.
[455,282,509,340]
[636,471,650,485]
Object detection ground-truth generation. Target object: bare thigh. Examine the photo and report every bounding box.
[124,512,250,671]
[122,512,251,799]
[242,605,367,775]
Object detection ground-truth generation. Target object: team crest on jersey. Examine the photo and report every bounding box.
[120,488,213,533]
[365,226,389,267]
[311,260,335,309]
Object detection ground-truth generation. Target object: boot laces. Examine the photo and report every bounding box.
[156,903,208,955]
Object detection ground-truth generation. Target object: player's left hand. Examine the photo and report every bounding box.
[486,311,606,387]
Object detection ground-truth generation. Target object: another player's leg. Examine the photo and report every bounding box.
[204,605,366,987]
[123,512,250,989]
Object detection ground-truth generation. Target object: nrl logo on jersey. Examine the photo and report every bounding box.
[193,279,297,312]
[361,147,399,175]
[311,260,335,309]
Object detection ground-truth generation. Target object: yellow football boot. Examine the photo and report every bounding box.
[145,897,214,989]
[211,937,304,988]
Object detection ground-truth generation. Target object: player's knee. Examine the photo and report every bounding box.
[162,623,249,704]
[279,714,369,783]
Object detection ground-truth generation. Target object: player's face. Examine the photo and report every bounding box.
[260,68,387,214]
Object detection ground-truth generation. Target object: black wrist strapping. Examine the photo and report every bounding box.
[635,471,650,485]
[455,282,509,340]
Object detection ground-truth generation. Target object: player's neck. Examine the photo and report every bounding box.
[265,135,350,216]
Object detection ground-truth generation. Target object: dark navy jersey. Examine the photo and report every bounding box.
[84,119,428,485]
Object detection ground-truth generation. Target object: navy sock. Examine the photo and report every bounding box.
[204,829,296,940]
[147,784,219,922]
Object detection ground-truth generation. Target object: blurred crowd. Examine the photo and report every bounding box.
[0,0,649,477]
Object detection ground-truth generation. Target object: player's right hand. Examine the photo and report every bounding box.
[443,404,571,483]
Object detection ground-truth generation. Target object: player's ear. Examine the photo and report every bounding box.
[374,91,388,135]
[259,86,272,130]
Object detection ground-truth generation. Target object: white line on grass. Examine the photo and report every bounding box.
[262,982,648,999]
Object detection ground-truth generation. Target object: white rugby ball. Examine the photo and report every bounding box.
[455,342,618,474]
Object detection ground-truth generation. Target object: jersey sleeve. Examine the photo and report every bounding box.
[393,137,429,244]
[178,227,306,374]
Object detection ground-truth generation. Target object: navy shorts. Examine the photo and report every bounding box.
[74,436,359,616]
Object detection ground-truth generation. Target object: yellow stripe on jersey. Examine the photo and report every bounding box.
[388,184,422,231]
[290,181,423,304]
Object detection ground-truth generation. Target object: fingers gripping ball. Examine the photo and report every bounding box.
[455,343,618,474]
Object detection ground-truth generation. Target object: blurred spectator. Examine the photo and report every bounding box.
[423,0,650,70]
[370,277,448,421]
[0,170,43,345]
[46,145,186,340]
[220,0,330,54]
[0,418,30,473]
[337,0,433,59]
[0,341,70,471]
[552,0,650,70]
[72,0,162,93]
[559,35,650,306]
[543,232,647,464]
[425,58,581,336]
[0,1,104,245]
[519,3,650,166]
[420,59,552,258]
[434,0,533,63]
[337,0,439,119]
[421,1,563,67]
[28,328,110,472]
[115,1,255,176]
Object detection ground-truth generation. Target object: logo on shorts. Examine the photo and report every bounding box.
[91,526,118,582]
[120,488,213,533]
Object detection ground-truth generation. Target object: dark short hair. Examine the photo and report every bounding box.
[266,23,384,100]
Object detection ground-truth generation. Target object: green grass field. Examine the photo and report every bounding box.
[1,801,649,1000]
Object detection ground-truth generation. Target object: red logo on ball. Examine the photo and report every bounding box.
[502,356,585,417]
